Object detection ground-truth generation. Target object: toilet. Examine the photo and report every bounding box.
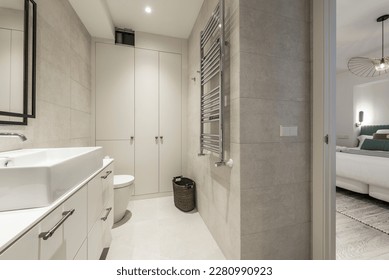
[113,175,135,224]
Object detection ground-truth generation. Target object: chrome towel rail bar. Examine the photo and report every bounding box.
[198,0,225,167]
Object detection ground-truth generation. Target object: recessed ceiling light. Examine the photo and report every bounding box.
[145,6,152,14]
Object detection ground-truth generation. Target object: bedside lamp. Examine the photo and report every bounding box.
[355,111,364,127]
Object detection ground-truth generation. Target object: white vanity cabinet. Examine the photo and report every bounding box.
[0,223,40,260]
[0,162,114,260]
[39,187,87,260]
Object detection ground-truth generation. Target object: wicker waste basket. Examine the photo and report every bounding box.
[172,176,196,212]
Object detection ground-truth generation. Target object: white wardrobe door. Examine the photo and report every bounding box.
[96,140,134,175]
[135,48,159,195]
[96,43,134,140]
[159,52,182,192]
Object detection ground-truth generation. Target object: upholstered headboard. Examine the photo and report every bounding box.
[360,125,389,136]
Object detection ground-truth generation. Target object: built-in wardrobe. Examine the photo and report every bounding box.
[95,37,183,196]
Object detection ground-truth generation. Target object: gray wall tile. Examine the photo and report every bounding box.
[239,98,310,144]
[240,5,310,62]
[241,182,311,235]
[241,222,311,259]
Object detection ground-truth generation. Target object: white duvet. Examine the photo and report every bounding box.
[337,150,389,188]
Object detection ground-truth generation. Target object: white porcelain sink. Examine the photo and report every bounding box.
[0,147,104,212]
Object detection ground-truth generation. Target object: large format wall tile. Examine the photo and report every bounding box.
[240,0,310,22]
[71,81,91,113]
[240,143,310,189]
[239,98,310,144]
[241,182,311,235]
[241,222,311,260]
[240,5,310,62]
[240,52,310,101]
[71,110,90,139]
[38,58,71,107]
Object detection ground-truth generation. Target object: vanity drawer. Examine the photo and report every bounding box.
[103,197,114,248]
[88,167,113,231]
[102,168,113,207]
[87,172,104,231]
[88,200,113,260]
[39,206,65,260]
[39,187,87,260]
[63,187,87,259]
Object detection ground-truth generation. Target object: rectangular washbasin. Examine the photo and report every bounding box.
[0,147,104,212]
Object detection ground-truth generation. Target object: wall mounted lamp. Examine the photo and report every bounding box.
[355,111,364,127]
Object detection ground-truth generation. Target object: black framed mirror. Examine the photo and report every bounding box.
[0,0,36,125]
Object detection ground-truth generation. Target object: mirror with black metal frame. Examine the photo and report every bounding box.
[0,0,36,125]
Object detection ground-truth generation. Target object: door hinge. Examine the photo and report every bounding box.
[324,134,329,144]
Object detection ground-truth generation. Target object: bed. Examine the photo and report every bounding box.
[336,125,389,203]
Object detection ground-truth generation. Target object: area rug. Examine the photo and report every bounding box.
[336,188,389,235]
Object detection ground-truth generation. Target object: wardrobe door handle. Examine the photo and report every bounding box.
[39,209,75,240]
[155,136,159,143]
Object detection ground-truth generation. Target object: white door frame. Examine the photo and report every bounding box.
[312,0,337,259]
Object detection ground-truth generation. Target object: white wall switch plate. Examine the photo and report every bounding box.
[280,125,288,136]
[280,125,298,137]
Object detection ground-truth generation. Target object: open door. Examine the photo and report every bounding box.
[312,0,337,260]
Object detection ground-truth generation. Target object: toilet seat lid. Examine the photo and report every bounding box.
[114,175,135,189]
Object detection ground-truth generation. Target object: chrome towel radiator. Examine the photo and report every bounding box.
[198,0,225,167]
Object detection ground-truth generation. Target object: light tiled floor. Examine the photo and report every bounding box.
[106,196,226,260]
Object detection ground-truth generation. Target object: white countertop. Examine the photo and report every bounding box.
[0,158,114,254]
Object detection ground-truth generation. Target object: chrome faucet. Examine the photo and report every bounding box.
[0,132,27,141]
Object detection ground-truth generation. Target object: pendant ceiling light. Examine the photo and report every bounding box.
[348,14,389,77]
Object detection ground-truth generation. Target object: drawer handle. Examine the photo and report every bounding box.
[101,170,112,179]
[39,209,75,241]
[101,207,112,221]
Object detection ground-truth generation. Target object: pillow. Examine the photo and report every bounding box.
[357,135,373,148]
[376,129,389,134]
[361,139,389,151]
[373,133,389,140]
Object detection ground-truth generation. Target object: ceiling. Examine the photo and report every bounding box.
[337,0,389,72]
[70,0,389,70]
[106,0,204,39]
[69,0,204,40]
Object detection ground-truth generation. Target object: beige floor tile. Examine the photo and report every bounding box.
[107,196,225,260]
